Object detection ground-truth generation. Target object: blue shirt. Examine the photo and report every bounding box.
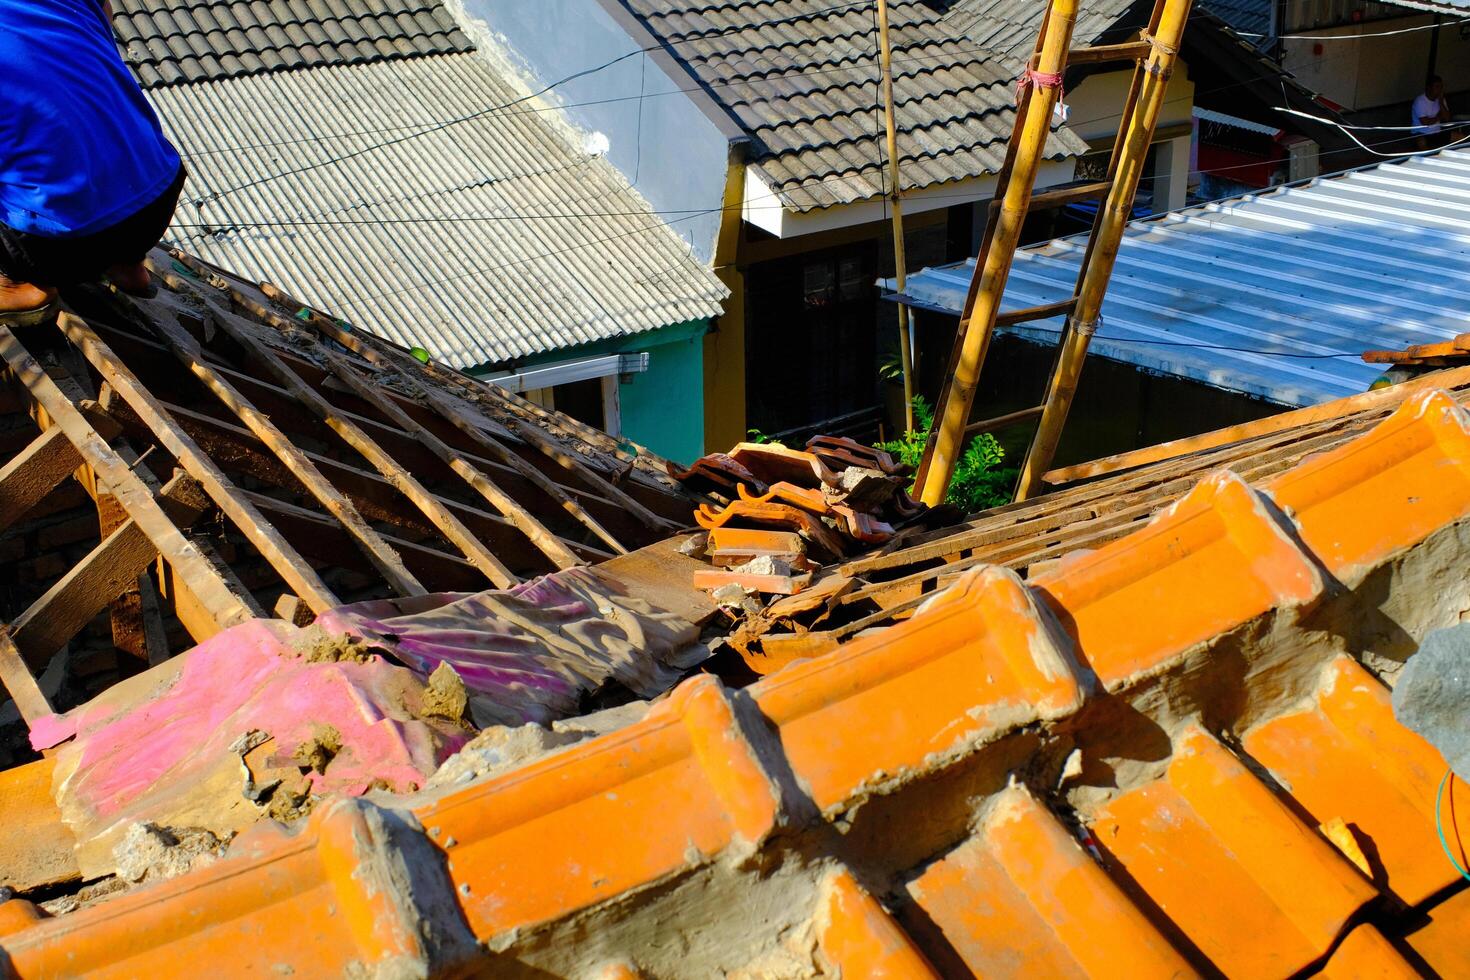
[0,0,181,236]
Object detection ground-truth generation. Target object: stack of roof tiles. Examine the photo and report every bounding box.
[617,0,1088,210]
[5,378,1470,975]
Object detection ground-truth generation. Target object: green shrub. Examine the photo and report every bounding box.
[878,396,1016,513]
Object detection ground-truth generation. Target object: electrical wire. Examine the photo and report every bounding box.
[172,122,1468,234]
[1238,17,1468,41]
[160,2,1470,313]
[1436,768,1470,884]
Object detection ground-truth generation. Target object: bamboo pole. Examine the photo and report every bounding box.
[914,0,1078,506]
[875,0,915,432]
[1013,0,1194,501]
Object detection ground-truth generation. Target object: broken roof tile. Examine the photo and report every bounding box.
[8,377,1470,976]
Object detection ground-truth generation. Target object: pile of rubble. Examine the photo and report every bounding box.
[670,437,929,599]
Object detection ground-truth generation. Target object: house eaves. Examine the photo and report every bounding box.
[609,0,1089,215]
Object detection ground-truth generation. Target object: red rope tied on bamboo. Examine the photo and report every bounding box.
[1015,67,1063,106]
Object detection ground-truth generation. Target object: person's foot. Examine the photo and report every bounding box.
[106,261,155,297]
[0,275,58,320]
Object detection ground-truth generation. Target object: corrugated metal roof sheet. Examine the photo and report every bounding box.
[887,148,1470,407]
[1195,0,1274,39]
[1189,0,1470,40]
[112,0,474,88]
[152,51,728,370]
[617,0,1087,212]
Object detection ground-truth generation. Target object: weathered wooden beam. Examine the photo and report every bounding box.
[1040,364,1470,486]
[299,311,663,545]
[10,473,208,670]
[209,313,517,590]
[0,428,81,534]
[0,628,49,726]
[88,317,638,547]
[320,352,587,571]
[238,268,683,508]
[240,489,484,593]
[112,396,609,568]
[136,572,172,666]
[2,323,258,628]
[148,313,426,597]
[56,313,338,613]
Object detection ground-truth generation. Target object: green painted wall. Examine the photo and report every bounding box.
[508,320,710,466]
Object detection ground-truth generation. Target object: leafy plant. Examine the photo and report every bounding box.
[745,427,784,446]
[878,395,1016,513]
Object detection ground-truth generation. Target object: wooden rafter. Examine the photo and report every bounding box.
[318,351,586,572]
[206,310,519,589]
[54,313,341,614]
[147,312,427,597]
[0,324,256,629]
[10,473,208,670]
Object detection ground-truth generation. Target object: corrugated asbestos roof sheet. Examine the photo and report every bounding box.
[944,0,1150,61]
[152,51,728,369]
[889,148,1470,407]
[617,0,1087,212]
[112,0,473,88]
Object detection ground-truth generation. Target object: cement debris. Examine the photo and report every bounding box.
[112,822,230,884]
[1393,623,1470,781]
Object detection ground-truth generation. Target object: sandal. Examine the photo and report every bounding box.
[0,299,60,327]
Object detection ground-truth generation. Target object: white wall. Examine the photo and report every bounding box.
[457,0,733,264]
[1283,15,1470,111]
[1065,65,1197,144]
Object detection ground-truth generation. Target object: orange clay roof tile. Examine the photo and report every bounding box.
[8,382,1470,976]
[1403,885,1470,974]
[1091,726,1378,977]
[1266,388,1470,582]
[0,797,474,978]
[1243,655,1470,908]
[906,784,1196,978]
[414,674,785,938]
[816,870,940,978]
[1031,470,1323,689]
[751,564,1085,813]
[1319,923,1421,979]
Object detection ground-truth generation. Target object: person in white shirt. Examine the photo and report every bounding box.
[1412,75,1451,148]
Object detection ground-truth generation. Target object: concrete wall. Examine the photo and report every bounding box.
[458,0,732,264]
[1283,15,1470,111]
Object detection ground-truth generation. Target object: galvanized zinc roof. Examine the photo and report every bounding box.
[888,147,1470,407]
[112,0,473,88]
[615,0,1088,212]
[151,51,728,369]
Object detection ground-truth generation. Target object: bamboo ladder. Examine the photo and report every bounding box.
[914,0,1194,506]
